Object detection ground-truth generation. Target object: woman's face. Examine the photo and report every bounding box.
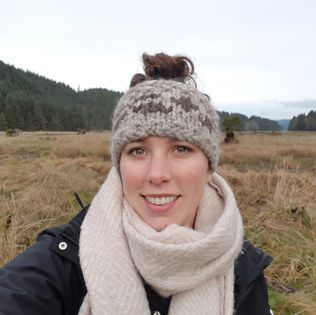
[120,136,209,231]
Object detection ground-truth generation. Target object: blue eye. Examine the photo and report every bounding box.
[175,146,191,154]
[129,148,145,156]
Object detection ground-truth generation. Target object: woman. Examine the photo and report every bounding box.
[0,53,272,315]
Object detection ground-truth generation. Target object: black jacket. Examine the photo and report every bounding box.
[0,206,273,315]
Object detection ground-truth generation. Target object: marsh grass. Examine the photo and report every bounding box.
[1,131,316,314]
[219,132,316,314]
[0,132,111,264]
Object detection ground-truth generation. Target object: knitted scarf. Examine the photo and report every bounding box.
[78,168,243,315]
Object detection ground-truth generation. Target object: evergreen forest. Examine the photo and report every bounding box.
[218,112,282,132]
[1,60,314,132]
[288,111,316,131]
[0,60,122,131]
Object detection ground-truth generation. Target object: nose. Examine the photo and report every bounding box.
[146,155,172,185]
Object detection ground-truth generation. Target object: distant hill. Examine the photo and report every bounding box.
[288,110,316,131]
[0,60,288,132]
[218,111,281,132]
[275,119,290,131]
[0,60,122,131]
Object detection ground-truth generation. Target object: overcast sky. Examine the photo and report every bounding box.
[1,0,315,119]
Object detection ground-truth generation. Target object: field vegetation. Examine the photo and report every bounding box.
[1,131,315,314]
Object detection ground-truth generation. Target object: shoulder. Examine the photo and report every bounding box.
[0,206,89,315]
[235,240,273,285]
[234,240,273,315]
[46,205,89,264]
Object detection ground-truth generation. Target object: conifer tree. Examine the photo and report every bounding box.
[4,103,17,128]
[0,113,8,130]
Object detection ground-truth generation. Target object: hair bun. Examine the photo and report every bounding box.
[142,52,195,85]
[130,73,147,88]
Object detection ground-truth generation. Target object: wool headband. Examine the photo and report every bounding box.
[111,79,220,171]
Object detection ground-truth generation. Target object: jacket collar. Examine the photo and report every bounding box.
[234,240,273,309]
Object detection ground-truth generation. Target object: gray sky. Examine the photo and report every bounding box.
[1,0,316,119]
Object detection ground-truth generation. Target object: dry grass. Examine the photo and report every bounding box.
[219,132,316,314]
[1,131,316,314]
[0,132,112,263]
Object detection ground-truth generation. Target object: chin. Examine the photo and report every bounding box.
[146,218,182,232]
[149,222,169,232]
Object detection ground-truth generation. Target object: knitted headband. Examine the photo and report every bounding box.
[111,79,220,171]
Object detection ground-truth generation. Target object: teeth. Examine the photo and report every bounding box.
[146,196,177,205]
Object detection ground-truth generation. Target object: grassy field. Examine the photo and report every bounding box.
[1,131,315,314]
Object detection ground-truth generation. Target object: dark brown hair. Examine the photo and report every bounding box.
[129,52,196,87]
[129,73,147,88]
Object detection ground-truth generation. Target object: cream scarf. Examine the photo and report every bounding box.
[78,168,243,315]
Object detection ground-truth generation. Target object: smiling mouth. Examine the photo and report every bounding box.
[143,195,179,206]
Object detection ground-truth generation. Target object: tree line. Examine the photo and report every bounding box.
[2,59,310,133]
[218,112,281,132]
[288,111,316,131]
[0,61,122,131]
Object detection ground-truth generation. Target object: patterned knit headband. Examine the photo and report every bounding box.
[111,79,220,171]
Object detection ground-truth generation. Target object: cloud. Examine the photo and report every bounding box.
[269,99,316,109]
[217,99,316,120]
[281,100,316,110]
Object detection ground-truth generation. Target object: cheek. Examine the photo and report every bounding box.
[120,160,143,193]
[179,169,207,194]
[182,159,209,185]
